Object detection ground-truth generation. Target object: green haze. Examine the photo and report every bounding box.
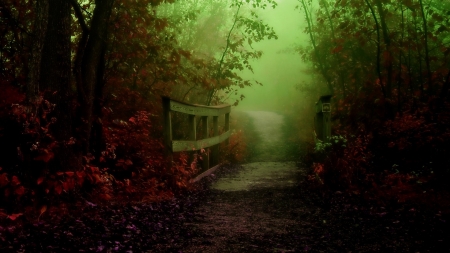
[234,0,313,112]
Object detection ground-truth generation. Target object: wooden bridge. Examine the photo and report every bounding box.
[162,95,332,181]
[162,96,231,180]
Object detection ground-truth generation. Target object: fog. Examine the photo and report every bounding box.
[234,0,313,112]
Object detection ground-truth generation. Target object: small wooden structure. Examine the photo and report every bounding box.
[162,96,231,172]
[314,95,332,143]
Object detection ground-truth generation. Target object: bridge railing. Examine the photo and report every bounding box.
[162,96,231,172]
[314,95,331,143]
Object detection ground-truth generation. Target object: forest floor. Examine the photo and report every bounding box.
[1,111,449,252]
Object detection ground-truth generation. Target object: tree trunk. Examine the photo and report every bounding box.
[40,0,81,171]
[79,0,115,154]
[374,0,393,99]
[91,44,107,159]
[418,0,432,94]
[300,0,333,94]
[27,0,48,102]
[365,0,386,99]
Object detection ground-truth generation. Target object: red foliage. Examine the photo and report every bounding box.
[309,103,450,206]
[221,129,248,163]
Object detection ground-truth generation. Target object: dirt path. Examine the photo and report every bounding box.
[182,111,309,252]
[243,110,302,162]
[180,111,449,252]
[244,111,285,162]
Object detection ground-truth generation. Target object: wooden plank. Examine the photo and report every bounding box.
[211,116,219,165]
[162,96,231,168]
[225,113,230,131]
[224,113,230,146]
[162,96,173,164]
[188,115,196,140]
[188,115,197,166]
[323,112,331,142]
[162,96,172,146]
[201,116,209,171]
[169,99,230,116]
[172,131,231,152]
[189,163,223,183]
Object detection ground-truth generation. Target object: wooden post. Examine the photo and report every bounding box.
[224,113,230,146]
[314,104,323,142]
[211,116,219,165]
[201,116,209,170]
[162,96,173,166]
[315,95,332,143]
[188,114,196,166]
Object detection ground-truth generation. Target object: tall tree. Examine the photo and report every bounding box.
[374,0,393,99]
[77,0,115,154]
[39,0,77,171]
[298,0,333,94]
[27,0,48,102]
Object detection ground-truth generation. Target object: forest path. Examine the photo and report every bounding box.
[212,111,298,191]
[182,111,309,252]
[3,111,445,252]
[243,111,286,162]
[180,111,447,252]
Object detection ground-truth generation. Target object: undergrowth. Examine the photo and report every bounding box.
[0,83,251,222]
[304,108,450,212]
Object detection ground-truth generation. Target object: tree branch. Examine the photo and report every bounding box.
[69,0,89,33]
[365,0,386,99]
[207,4,241,106]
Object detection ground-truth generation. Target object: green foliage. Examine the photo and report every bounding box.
[156,0,278,105]
[314,135,347,154]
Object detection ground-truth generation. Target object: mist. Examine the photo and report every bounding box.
[233,0,313,112]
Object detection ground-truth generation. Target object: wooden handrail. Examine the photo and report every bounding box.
[169,99,231,116]
[162,96,231,172]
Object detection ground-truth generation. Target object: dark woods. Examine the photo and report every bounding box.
[1,0,449,220]
[1,0,277,216]
[299,0,450,206]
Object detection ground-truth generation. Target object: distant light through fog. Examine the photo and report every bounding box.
[234,0,311,112]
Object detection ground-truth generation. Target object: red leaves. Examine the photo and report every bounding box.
[0,173,9,188]
[0,173,27,198]
[14,186,25,196]
[154,18,168,32]
[54,184,63,195]
[76,171,85,186]
[401,0,414,10]
[38,205,47,221]
[7,213,23,221]
[116,159,133,168]
[34,150,55,163]
[10,176,20,187]
[99,193,112,201]
[178,50,191,59]
[382,50,393,66]
[331,45,343,54]
[169,50,181,65]
[0,85,25,108]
